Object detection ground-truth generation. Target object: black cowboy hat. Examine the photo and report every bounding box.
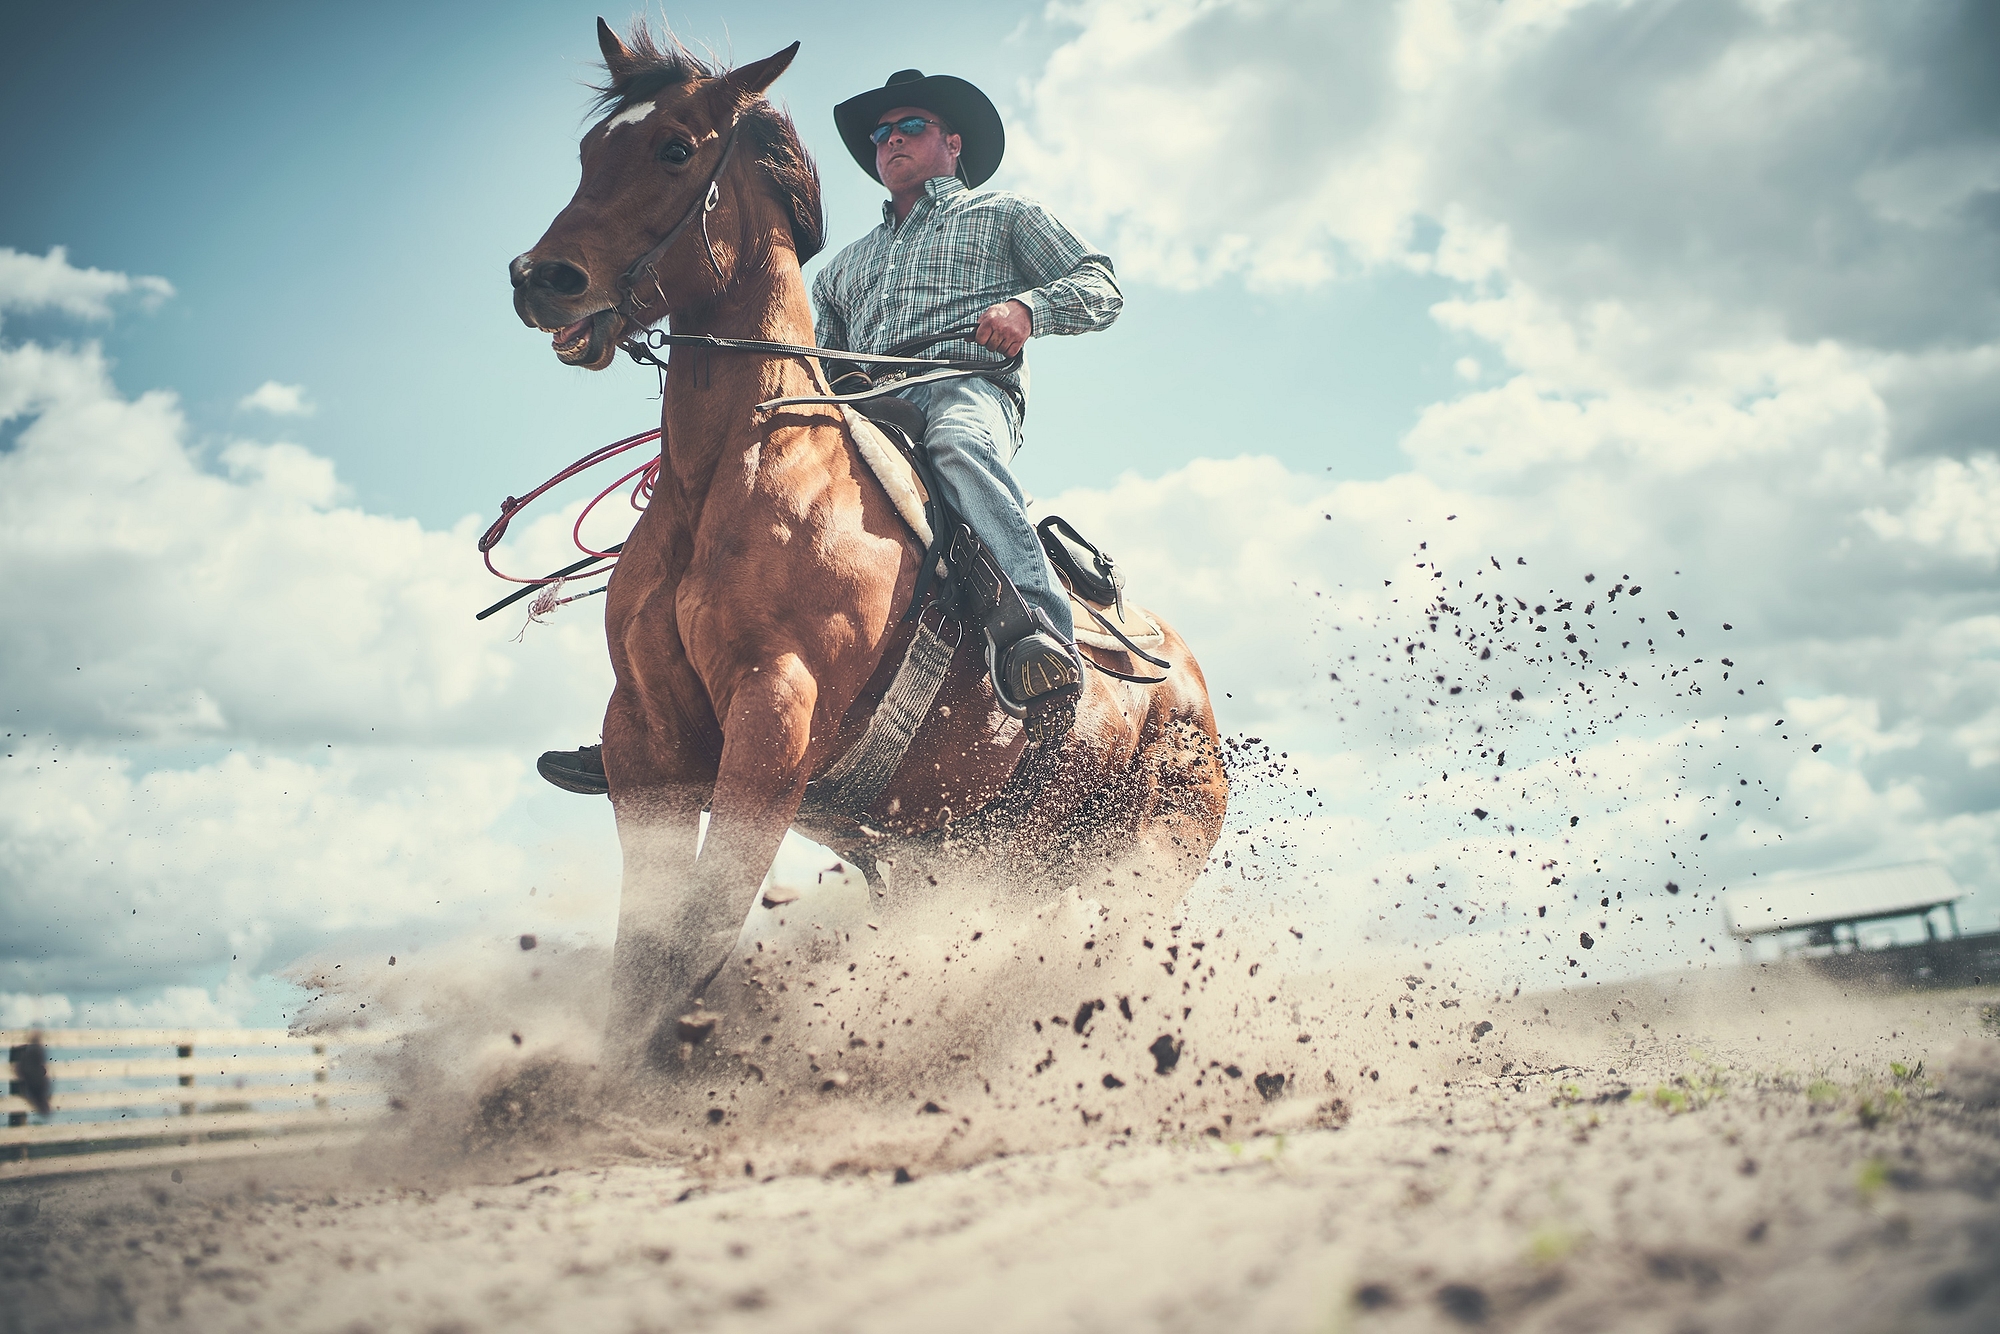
[834,69,1005,189]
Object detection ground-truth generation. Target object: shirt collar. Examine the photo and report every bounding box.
[881,175,969,227]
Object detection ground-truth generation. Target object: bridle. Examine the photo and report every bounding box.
[479,115,745,585]
[614,117,744,320]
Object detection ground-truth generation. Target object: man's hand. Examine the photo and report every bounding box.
[974,300,1033,357]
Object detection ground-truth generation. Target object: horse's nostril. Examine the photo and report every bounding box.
[532,261,590,297]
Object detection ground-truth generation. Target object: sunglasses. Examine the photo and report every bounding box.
[870,116,945,145]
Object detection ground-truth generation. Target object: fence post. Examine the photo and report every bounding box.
[6,1044,25,1130]
[177,1041,197,1135]
[5,1043,26,1156]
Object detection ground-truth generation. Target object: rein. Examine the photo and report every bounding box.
[472,329,1016,622]
[616,328,1021,413]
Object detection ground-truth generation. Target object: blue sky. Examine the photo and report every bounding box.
[5,0,1999,1029]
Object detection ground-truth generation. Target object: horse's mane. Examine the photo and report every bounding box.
[590,24,827,265]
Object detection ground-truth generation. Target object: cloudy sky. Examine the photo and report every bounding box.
[4,0,1997,1029]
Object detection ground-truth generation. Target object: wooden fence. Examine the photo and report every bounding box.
[3,1028,395,1181]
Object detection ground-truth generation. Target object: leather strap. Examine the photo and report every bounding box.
[616,119,744,317]
[618,327,1021,412]
[1077,600,1172,670]
[626,327,1002,371]
[1078,647,1168,685]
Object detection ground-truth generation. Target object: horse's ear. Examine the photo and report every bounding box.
[596,17,641,80]
[724,42,800,98]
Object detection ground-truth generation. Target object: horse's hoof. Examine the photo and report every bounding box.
[537,743,608,794]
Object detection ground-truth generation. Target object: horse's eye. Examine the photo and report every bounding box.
[658,140,693,166]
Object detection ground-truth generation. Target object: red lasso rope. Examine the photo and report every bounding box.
[478,427,662,585]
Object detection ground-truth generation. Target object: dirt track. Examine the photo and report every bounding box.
[6,976,1998,1333]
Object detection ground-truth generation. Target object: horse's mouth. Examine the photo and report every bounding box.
[549,309,623,369]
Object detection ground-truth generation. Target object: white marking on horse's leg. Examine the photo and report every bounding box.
[605,100,656,132]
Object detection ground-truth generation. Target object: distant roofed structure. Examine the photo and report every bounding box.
[1723,861,1997,989]
[1724,861,1965,948]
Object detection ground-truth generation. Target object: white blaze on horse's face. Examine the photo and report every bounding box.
[605,100,656,133]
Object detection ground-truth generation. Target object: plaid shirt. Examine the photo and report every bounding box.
[811,176,1122,416]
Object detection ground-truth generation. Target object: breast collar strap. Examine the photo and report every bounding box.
[617,118,744,318]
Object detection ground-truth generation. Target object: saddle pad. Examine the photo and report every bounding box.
[841,406,931,547]
[1071,588,1165,653]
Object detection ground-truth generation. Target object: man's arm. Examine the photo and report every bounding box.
[810,263,850,352]
[1004,198,1123,339]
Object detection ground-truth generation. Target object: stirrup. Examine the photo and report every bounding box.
[537,743,608,795]
[996,630,1081,711]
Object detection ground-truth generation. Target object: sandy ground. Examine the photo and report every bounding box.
[5,971,1999,1334]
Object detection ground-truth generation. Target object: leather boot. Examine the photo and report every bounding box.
[537,743,608,795]
[998,628,1082,710]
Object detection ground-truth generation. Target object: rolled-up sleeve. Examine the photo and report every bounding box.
[1006,200,1122,337]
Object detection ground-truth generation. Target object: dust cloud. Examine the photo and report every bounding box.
[273,550,1894,1192]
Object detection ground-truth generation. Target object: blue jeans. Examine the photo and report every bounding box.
[897,376,1074,642]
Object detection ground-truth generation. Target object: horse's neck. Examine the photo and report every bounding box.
[660,243,820,504]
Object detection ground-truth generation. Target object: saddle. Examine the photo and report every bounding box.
[843,398,1170,683]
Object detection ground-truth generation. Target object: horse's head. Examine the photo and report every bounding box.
[511,20,824,370]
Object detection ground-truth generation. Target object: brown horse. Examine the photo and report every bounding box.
[509,21,1226,1074]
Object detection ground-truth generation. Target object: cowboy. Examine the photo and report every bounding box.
[537,68,1120,795]
[815,68,1121,711]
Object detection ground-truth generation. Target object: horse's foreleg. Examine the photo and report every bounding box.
[605,779,710,1070]
[609,659,818,1074]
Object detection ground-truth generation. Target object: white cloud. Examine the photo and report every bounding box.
[81,988,244,1028]
[237,380,315,416]
[0,993,74,1029]
[1008,0,1419,289]
[0,245,173,323]
[0,302,622,1006]
[0,741,561,995]
[1014,1,2000,443]
[1784,696,1922,759]
[1863,455,2000,563]
[1,984,276,1032]
[0,335,611,748]
[1035,354,2000,968]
